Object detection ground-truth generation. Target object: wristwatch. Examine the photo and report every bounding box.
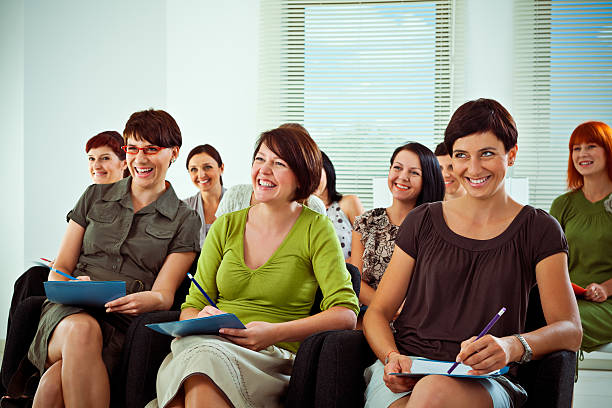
[513,334,533,364]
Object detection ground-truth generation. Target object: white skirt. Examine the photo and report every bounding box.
[146,335,295,408]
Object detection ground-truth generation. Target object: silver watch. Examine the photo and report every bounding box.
[513,334,533,364]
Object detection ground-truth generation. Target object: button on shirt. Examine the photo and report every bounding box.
[67,177,201,294]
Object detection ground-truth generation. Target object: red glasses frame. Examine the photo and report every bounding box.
[121,145,167,155]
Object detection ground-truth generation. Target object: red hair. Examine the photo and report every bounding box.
[567,121,612,190]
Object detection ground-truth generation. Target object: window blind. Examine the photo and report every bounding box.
[513,0,612,210]
[258,0,454,208]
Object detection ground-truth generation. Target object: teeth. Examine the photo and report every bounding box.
[259,180,276,187]
[136,167,152,174]
[395,183,409,191]
[579,161,593,166]
[199,179,210,184]
[445,181,453,185]
[468,177,487,184]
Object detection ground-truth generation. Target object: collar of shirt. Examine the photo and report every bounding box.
[101,176,181,220]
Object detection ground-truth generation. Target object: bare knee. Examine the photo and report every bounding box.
[408,376,452,408]
[49,313,103,360]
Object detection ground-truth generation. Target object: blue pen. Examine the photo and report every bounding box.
[187,273,217,308]
[447,307,506,374]
[38,259,78,281]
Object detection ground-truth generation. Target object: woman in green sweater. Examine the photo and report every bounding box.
[550,121,612,351]
[148,126,360,408]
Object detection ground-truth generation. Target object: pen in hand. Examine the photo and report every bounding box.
[187,273,217,308]
[447,307,506,374]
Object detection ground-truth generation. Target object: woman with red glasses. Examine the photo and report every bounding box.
[26,109,201,408]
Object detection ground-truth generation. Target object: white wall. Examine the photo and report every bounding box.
[0,0,25,340]
[166,0,259,198]
[462,0,514,111]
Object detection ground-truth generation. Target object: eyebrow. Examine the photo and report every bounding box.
[393,161,421,170]
[453,146,500,153]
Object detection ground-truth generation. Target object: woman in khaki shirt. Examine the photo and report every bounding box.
[28,109,200,408]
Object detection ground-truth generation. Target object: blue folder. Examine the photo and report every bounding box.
[44,280,126,307]
[146,313,246,337]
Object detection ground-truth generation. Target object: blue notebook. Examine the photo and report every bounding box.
[146,313,246,337]
[389,357,509,378]
[44,280,126,307]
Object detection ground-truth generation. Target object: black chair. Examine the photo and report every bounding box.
[286,286,576,408]
[120,262,362,408]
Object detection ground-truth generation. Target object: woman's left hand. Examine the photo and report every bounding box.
[219,321,279,351]
[105,291,164,315]
[456,334,520,375]
[585,283,608,303]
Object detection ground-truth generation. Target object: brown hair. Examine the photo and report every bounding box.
[567,121,612,190]
[123,109,182,148]
[444,98,517,154]
[434,141,448,156]
[186,144,224,185]
[252,127,322,202]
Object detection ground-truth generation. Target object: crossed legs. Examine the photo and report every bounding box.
[33,312,110,408]
[166,375,233,408]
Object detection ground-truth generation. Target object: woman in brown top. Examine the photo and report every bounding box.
[363,99,582,407]
[28,110,200,408]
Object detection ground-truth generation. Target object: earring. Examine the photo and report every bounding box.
[171,158,176,163]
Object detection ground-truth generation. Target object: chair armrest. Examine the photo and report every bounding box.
[117,310,180,408]
[517,350,576,408]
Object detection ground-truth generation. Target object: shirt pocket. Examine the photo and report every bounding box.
[83,202,120,254]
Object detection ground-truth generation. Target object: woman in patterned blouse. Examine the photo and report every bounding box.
[351,142,444,311]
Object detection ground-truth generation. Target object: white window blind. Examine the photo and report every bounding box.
[258,0,454,208]
[513,0,612,210]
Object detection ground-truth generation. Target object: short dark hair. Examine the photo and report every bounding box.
[86,131,128,178]
[86,131,125,160]
[123,109,182,148]
[253,127,322,202]
[186,144,224,186]
[390,142,445,206]
[444,98,517,154]
[434,141,448,156]
[321,151,343,203]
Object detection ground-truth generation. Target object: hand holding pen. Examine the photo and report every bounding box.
[449,307,506,375]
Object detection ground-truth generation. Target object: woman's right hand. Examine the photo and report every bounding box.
[197,305,224,318]
[585,283,608,302]
[75,275,91,281]
[383,353,419,393]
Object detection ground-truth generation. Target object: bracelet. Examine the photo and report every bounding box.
[384,350,399,365]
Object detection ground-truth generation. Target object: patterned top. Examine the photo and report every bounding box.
[326,201,353,259]
[353,207,399,289]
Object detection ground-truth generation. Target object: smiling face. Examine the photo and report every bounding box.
[88,146,126,184]
[251,143,299,204]
[387,149,423,204]
[188,152,223,194]
[125,136,177,191]
[572,142,607,178]
[451,131,517,200]
[436,154,465,197]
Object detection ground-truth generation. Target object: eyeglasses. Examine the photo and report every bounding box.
[122,145,167,155]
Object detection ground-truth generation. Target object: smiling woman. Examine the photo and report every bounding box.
[24,109,201,408]
[183,144,226,247]
[351,142,444,315]
[148,126,359,408]
[85,131,127,184]
[550,121,612,352]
